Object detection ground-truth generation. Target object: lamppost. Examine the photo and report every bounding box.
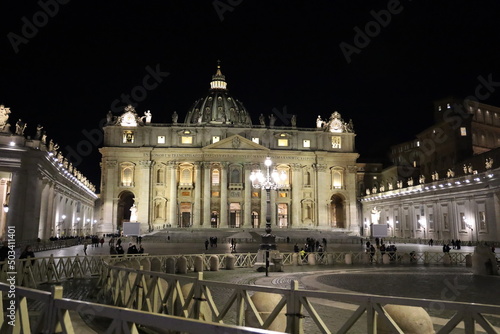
[250,157,285,276]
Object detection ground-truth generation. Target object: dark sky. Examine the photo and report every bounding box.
[1,1,500,190]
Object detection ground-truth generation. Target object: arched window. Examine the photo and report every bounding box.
[276,165,290,187]
[331,167,344,189]
[120,162,135,187]
[230,169,241,184]
[156,168,165,184]
[181,169,192,184]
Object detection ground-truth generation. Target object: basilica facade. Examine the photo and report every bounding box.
[98,65,360,234]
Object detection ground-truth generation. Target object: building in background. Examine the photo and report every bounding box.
[0,105,98,241]
[99,64,360,234]
[359,98,500,242]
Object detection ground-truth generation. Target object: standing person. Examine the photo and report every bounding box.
[100,237,104,247]
[205,239,209,250]
[83,241,88,255]
[293,243,299,252]
[19,245,36,265]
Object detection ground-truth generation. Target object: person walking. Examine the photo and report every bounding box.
[83,241,88,255]
[205,239,209,250]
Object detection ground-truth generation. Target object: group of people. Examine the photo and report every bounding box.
[109,238,144,255]
[365,239,398,262]
[293,237,327,262]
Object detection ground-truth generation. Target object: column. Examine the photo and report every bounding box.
[259,163,266,228]
[243,163,252,227]
[193,162,202,227]
[138,160,154,233]
[203,163,211,227]
[220,162,228,227]
[38,179,50,239]
[168,161,178,227]
[346,165,359,234]
[100,160,117,234]
[291,164,301,229]
[314,164,328,229]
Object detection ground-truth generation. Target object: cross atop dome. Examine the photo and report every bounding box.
[210,60,227,90]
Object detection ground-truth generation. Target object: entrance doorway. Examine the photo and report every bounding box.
[180,202,191,227]
[277,203,288,228]
[330,194,345,228]
[117,191,135,232]
[229,203,241,228]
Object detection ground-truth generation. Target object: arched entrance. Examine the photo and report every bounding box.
[330,194,345,228]
[117,191,135,232]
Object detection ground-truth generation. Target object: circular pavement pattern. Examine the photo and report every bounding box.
[315,266,500,306]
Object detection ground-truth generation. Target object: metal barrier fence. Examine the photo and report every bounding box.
[96,265,500,333]
[0,283,283,334]
[2,250,498,288]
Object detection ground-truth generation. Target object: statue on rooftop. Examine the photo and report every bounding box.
[15,119,27,136]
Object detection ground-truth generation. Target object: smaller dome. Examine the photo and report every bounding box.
[184,62,252,127]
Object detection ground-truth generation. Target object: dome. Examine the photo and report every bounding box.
[184,62,252,127]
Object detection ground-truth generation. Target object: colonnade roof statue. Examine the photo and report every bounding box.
[184,60,252,127]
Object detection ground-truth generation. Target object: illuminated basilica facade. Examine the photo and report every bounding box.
[98,65,360,234]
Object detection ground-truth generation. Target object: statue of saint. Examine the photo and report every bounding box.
[316,115,323,128]
[172,111,178,124]
[259,113,265,126]
[144,110,152,124]
[15,119,27,136]
[291,115,297,127]
[106,111,114,125]
[130,201,138,222]
[269,114,277,127]
[41,131,47,144]
[35,124,43,140]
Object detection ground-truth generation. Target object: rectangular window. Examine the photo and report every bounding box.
[212,136,220,143]
[252,192,260,198]
[181,191,191,196]
[157,136,165,144]
[211,191,220,197]
[181,136,193,144]
[460,127,467,136]
[443,213,449,230]
[252,137,260,144]
[303,139,311,148]
[460,212,466,230]
[479,211,486,231]
[278,139,289,147]
[279,192,287,198]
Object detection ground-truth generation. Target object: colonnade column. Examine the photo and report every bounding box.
[220,162,228,227]
[243,163,252,227]
[203,163,211,227]
[168,161,178,227]
[291,164,301,228]
[193,162,201,227]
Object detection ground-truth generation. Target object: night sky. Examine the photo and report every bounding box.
[1,1,500,190]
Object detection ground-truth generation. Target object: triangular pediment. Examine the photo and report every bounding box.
[203,135,269,151]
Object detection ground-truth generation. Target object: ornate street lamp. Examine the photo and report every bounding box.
[250,157,286,276]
